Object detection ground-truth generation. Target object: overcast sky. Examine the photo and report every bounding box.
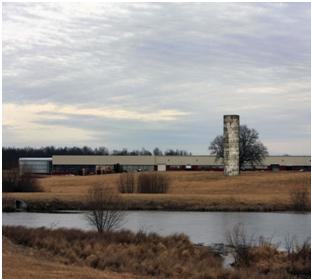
[3,3,311,155]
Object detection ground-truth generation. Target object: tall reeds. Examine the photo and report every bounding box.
[3,226,221,279]
[118,172,170,194]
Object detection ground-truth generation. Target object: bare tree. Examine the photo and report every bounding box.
[85,184,125,233]
[164,149,192,156]
[112,148,129,155]
[209,135,224,159]
[153,147,163,156]
[209,125,268,169]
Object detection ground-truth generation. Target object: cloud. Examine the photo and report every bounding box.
[2,102,191,149]
[3,103,189,124]
[2,3,311,154]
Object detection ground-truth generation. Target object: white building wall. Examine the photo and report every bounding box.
[157,164,166,171]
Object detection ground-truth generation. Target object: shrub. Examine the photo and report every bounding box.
[2,170,18,192]
[290,186,310,211]
[118,172,135,193]
[286,236,311,276]
[226,223,256,267]
[18,173,42,192]
[2,169,42,192]
[2,196,16,211]
[137,172,170,193]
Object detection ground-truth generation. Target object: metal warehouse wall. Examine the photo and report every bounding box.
[19,158,52,174]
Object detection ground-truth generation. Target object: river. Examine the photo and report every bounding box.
[3,211,311,248]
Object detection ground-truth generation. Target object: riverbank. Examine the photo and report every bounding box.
[3,226,223,279]
[3,171,311,212]
[3,236,138,279]
[1,196,299,212]
[3,226,311,278]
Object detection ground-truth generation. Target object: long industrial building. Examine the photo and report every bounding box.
[19,155,311,175]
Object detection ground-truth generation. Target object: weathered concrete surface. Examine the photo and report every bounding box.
[224,115,240,176]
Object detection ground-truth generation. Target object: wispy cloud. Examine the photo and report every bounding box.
[3,103,190,124]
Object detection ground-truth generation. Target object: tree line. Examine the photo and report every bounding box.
[3,125,268,170]
[2,146,192,170]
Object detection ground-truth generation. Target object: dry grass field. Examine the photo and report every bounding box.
[4,171,311,211]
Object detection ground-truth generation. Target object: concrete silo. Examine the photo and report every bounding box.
[223,115,240,176]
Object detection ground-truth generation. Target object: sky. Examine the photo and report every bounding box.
[2,3,311,155]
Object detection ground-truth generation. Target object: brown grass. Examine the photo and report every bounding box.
[4,226,309,279]
[3,171,311,211]
[247,242,311,276]
[2,237,142,279]
[3,226,223,279]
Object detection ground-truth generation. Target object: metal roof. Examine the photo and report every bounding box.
[51,155,311,166]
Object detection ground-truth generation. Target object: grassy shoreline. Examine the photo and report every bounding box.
[2,197,300,212]
[3,226,223,279]
[3,226,311,279]
[3,171,311,212]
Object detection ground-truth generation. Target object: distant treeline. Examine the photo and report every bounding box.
[2,146,192,170]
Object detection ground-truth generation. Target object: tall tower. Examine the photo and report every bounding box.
[224,115,240,176]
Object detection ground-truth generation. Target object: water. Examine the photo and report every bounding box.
[3,211,311,247]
